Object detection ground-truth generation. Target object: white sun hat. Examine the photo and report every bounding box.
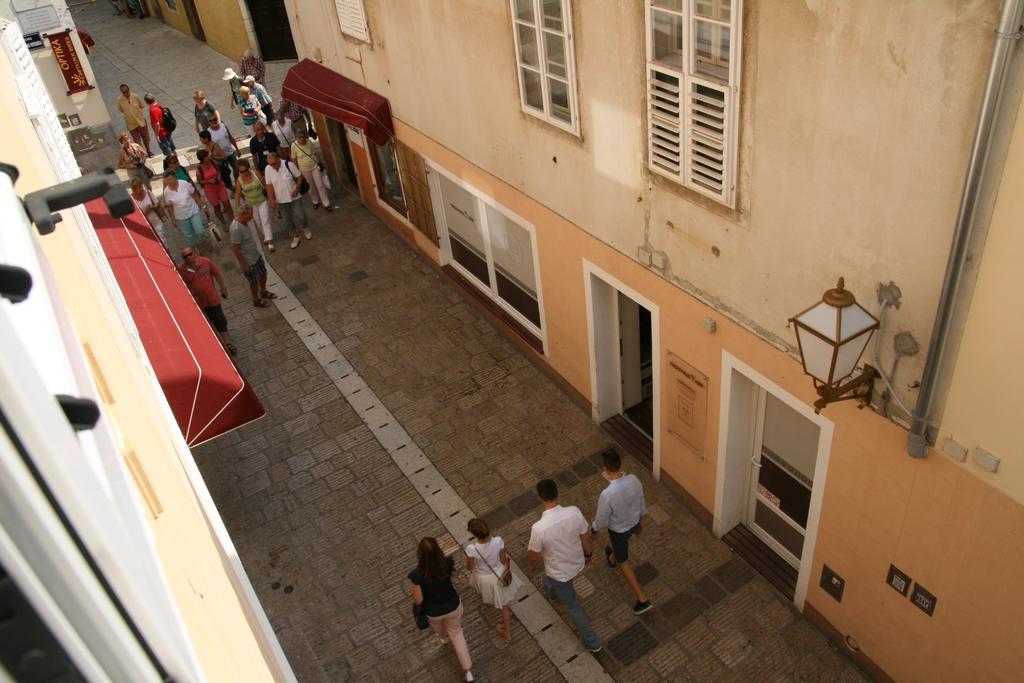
[222,67,238,81]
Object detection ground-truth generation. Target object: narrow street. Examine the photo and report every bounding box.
[75,4,865,681]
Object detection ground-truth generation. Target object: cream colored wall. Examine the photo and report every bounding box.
[32,29,110,128]
[938,88,1024,505]
[290,0,1000,409]
[1,53,280,683]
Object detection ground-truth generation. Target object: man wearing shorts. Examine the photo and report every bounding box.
[591,448,652,615]
[264,151,312,250]
[177,247,236,355]
[229,205,275,307]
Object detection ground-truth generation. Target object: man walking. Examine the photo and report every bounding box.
[229,205,275,307]
[144,94,175,155]
[177,247,237,355]
[117,83,151,156]
[591,449,652,615]
[248,120,279,173]
[527,479,602,654]
[242,75,274,122]
[264,151,312,250]
[207,113,240,185]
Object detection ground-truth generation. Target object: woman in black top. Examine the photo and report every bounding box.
[410,537,474,681]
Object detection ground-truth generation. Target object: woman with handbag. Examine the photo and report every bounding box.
[117,133,152,189]
[196,149,234,229]
[233,158,274,252]
[409,537,474,682]
[465,518,522,642]
[291,129,335,211]
[128,177,169,245]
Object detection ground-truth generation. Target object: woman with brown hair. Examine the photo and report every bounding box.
[409,537,474,681]
[465,518,521,642]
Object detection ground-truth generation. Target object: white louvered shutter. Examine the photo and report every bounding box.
[335,0,370,42]
[685,78,729,198]
[648,68,682,177]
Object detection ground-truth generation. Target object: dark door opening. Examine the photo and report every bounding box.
[323,118,358,192]
[246,0,297,60]
[181,0,206,42]
[620,293,653,438]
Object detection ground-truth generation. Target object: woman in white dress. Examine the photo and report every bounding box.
[464,518,522,642]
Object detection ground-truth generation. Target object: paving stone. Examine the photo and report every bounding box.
[606,621,661,666]
[300,255,320,266]
[572,458,598,479]
[507,488,540,517]
[349,270,368,282]
[712,556,756,593]
[659,591,708,630]
[291,282,310,294]
[695,574,729,605]
[479,504,516,531]
[555,468,580,489]
[633,561,660,585]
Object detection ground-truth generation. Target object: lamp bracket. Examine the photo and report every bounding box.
[813,365,879,414]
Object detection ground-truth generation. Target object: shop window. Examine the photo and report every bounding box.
[434,170,544,334]
[369,139,407,215]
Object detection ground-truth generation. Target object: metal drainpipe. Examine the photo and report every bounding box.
[907,0,1024,457]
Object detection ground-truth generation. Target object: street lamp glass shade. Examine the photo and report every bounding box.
[793,298,878,385]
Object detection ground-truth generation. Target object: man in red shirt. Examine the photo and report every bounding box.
[144,93,176,156]
[177,247,236,355]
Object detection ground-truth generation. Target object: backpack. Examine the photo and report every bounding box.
[161,105,177,133]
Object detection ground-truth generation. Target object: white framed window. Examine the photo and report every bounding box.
[646,0,742,206]
[426,162,547,349]
[510,0,580,135]
[335,0,370,42]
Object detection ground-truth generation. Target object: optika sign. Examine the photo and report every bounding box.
[48,30,90,95]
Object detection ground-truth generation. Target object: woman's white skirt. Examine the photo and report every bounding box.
[469,570,523,608]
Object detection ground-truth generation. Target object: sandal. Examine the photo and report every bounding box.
[260,291,277,299]
[253,299,269,308]
[605,546,616,568]
[495,623,511,642]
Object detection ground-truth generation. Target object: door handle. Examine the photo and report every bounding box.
[750,457,762,468]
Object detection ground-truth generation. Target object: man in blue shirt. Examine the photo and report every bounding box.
[591,448,652,615]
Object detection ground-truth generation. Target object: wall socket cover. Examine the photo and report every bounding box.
[820,564,845,602]
[886,564,911,596]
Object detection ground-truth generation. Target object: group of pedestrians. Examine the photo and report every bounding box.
[411,449,649,681]
[113,52,337,357]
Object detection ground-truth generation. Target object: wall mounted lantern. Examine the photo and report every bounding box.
[790,278,880,413]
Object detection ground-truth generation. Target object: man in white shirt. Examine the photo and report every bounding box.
[263,151,312,250]
[527,479,602,653]
[591,448,652,615]
[207,112,240,185]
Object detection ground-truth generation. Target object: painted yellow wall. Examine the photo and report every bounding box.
[289,0,1001,405]
[152,0,250,62]
[1,49,281,683]
[937,88,1024,505]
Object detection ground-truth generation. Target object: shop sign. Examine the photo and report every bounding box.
[48,30,90,95]
[15,5,61,34]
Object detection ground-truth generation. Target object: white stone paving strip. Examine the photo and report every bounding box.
[262,264,612,683]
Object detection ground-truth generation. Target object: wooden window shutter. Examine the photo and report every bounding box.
[394,141,438,244]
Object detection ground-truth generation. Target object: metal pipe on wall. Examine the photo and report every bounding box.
[907,0,1023,457]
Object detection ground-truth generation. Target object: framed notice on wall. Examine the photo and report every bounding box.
[666,351,709,460]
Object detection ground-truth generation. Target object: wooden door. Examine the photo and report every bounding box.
[395,140,438,244]
[246,0,297,61]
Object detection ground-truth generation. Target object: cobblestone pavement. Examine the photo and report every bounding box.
[74,6,868,682]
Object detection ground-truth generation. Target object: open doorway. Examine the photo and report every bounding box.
[714,353,834,608]
[245,0,297,60]
[584,261,660,473]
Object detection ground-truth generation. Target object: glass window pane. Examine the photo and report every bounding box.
[694,20,730,81]
[521,68,543,109]
[543,31,567,78]
[372,141,405,212]
[486,205,540,327]
[651,9,684,70]
[548,78,571,123]
[695,0,731,21]
[652,0,682,10]
[514,0,534,23]
[541,0,563,31]
[517,23,539,67]
[754,501,805,559]
[439,175,490,287]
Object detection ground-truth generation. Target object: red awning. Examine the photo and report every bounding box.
[281,59,395,145]
[87,200,264,446]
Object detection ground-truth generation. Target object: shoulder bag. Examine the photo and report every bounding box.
[412,602,429,630]
[472,544,512,587]
[285,161,310,195]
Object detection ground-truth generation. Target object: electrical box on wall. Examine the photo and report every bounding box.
[887,564,911,597]
[820,564,845,602]
[911,583,937,617]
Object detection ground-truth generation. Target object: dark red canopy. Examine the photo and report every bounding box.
[87,200,264,446]
[281,59,395,145]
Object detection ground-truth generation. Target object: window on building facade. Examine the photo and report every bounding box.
[511,0,579,134]
[369,139,406,215]
[165,0,178,11]
[335,0,370,42]
[647,0,741,206]
[434,171,544,333]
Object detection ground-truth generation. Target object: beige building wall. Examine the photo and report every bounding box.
[938,86,1024,504]
[285,1,1024,680]
[149,0,253,63]
[291,0,998,407]
[1,42,284,683]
